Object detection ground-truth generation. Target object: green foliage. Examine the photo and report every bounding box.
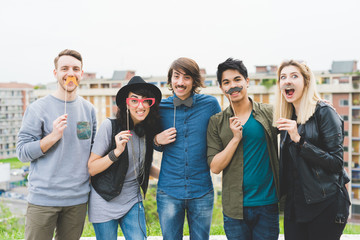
[0,158,29,169]
[344,222,360,234]
[81,216,95,237]
[144,187,159,225]
[0,203,25,239]
[261,79,277,89]
[143,186,162,236]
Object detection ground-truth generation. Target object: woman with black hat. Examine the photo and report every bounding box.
[87,76,162,240]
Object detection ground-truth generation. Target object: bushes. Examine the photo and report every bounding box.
[0,202,25,239]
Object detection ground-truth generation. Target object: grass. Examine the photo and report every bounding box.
[0,157,29,169]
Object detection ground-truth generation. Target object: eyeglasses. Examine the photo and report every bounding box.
[126,98,155,108]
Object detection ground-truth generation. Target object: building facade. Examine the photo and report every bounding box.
[0,83,35,159]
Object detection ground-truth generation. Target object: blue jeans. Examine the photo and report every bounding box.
[157,189,214,240]
[92,202,147,240]
[223,204,279,240]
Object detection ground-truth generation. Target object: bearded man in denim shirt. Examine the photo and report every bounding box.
[154,57,221,240]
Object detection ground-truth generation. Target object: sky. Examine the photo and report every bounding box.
[0,0,359,85]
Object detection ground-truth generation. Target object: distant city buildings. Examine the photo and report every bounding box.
[2,60,360,215]
[0,83,35,160]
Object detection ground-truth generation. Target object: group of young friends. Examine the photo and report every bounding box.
[16,49,350,240]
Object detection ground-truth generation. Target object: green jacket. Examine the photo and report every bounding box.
[207,99,279,219]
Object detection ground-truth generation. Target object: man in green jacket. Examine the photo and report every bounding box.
[207,58,280,240]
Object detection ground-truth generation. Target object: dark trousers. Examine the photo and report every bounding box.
[284,200,346,240]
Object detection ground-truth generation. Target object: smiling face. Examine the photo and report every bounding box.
[171,69,194,100]
[127,92,151,125]
[220,69,249,103]
[279,65,305,107]
[53,55,83,93]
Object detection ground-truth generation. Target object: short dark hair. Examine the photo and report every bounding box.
[167,57,205,94]
[217,58,248,86]
[54,49,83,69]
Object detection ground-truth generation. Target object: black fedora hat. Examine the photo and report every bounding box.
[116,76,162,107]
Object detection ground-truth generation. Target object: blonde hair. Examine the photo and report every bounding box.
[273,60,320,125]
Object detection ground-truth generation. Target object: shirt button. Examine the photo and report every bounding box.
[186,162,188,166]
[185,149,187,152]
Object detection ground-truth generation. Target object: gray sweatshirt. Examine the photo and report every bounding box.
[16,95,97,206]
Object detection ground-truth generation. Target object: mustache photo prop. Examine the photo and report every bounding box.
[280,83,296,90]
[225,86,243,95]
[63,76,79,114]
[64,76,79,86]
[225,86,244,117]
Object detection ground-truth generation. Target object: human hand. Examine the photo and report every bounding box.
[114,130,132,156]
[229,117,243,141]
[155,127,177,145]
[51,114,68,140]
[276,118,301,143]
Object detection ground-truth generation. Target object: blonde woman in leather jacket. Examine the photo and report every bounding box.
[273,60,350,240]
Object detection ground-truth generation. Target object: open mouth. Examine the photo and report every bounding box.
[285,88,295,97]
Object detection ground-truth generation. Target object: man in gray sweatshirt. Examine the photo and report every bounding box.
[16,49,97,240]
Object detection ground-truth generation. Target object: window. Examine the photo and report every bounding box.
[344,131,349,136]
[344,146,348,152]
[342,115,349,121]
[340,99,349,106]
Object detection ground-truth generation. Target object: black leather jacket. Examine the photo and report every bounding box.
[280,102,345,204]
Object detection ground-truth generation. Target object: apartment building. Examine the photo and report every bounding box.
[0,83,35,159]
[33,60,360,215]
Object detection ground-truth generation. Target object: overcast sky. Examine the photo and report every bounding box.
[1,0,359,85]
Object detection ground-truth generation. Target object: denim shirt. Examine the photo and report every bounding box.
[156,93,221,199]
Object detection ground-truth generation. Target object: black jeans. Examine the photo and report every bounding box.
[284,199,346,240]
